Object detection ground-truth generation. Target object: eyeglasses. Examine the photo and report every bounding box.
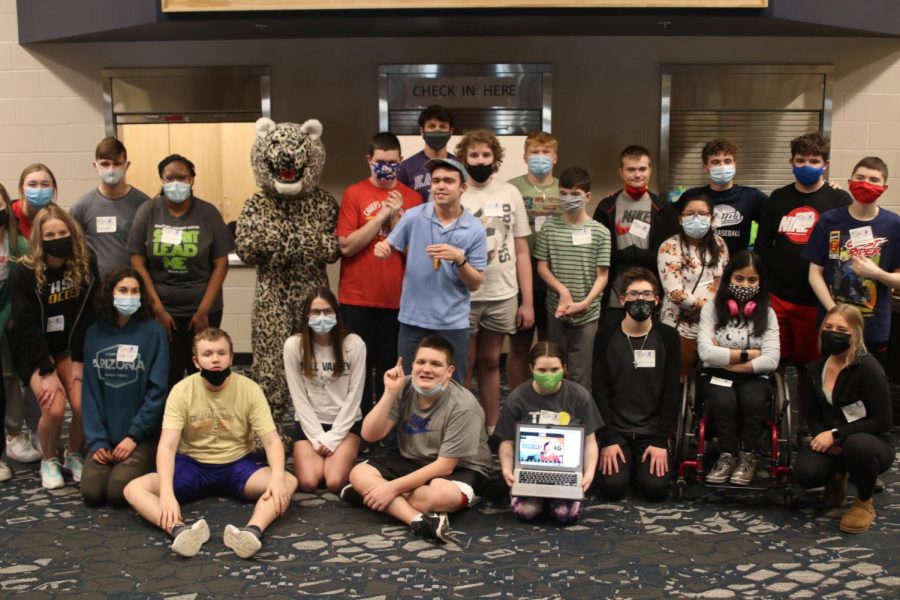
[309,309,335,317]
[624,290,656,300]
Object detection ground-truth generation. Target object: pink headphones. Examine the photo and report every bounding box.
[727,299,757,318]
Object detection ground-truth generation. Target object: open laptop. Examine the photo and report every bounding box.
[511,423,585,500]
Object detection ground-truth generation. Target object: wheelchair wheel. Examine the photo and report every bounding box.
[673,371,696,467]
[774,371,793,470]
[675,478,687,501]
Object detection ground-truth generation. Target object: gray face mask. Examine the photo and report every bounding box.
[559,193,585,213]
[411,379,446,398]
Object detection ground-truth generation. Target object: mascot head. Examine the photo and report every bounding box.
[251,117,325,198]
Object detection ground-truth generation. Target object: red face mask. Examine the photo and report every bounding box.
[849,179,887,204]
[624,184,648,200]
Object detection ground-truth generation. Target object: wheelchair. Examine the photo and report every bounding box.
[672,369,795,507]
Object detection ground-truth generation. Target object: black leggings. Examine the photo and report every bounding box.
[340,304,400,417]
[703,375,771,454]
[595,435,669,502]
[794,432,894,501]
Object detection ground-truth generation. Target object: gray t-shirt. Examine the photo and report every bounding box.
[70,186,151,280]
[127,195,234,317]
[494,379,603,441]
[611,191,652,308]
[389,377,493,477]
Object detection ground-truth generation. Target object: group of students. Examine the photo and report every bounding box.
[0,106,895,559]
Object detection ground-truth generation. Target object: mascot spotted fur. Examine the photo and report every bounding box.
[236,117,339,439]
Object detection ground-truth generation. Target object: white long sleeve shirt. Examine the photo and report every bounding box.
[696,301,780,374]
[283,333,366,451]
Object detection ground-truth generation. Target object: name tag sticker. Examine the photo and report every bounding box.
[484,202,504,217]
[161,226,182,245]
[535,216,548,233]
[710,376,733,388]
[841,400,867,423]
[46,315,64,333]
[96,216,116,233]
[572,228,592,246]
[634,349,656,368]
[538,410,561,425]
[629,219,650,239]
[849,226,874,246]
[116,344,139,363]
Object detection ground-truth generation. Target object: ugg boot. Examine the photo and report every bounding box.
[823,472,848,509]
[839,498,875,533]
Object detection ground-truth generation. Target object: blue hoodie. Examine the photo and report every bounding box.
[82,316,169,452]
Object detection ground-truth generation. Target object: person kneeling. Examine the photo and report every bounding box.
[343,335,492,543]
[496,342,601,523]
[124,328,297,558]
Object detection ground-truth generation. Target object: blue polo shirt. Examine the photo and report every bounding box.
[388,203,488,330]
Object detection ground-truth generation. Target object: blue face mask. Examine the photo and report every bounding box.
[25,187,54,209]
[682,215,712,239]
[793,164,825,186]
[163,181,192,203]
[527,155,553,178]
[113,295,141,316]
[708,165,735,185]
[309,314,337,335]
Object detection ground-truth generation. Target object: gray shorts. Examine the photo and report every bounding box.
[468,296,518,336]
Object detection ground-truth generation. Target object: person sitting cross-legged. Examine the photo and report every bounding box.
[342,335,492,543]
[123,327,297,559]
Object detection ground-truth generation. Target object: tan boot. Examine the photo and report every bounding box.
[839,499,875,533]
[823,472,849,509]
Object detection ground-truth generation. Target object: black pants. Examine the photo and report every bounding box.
[168,311,223,389]
[703,374,771,454]
[341,304,399,417]
[595,434,669,502]
[794,432,894,501]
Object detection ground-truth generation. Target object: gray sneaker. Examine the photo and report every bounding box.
[730,451,758,486]
[705,452,736,484]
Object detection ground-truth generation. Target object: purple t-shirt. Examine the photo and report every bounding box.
[397,150,432,203]
[803,206,900,344]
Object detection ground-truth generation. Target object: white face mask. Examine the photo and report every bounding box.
[709,164,736,185]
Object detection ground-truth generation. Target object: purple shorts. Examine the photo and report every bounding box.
[172,452,267,504]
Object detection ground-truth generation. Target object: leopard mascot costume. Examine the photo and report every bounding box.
[236,118,339,441]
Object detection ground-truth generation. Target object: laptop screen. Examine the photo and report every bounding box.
[516,424,584,470]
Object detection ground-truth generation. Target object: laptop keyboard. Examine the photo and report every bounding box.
[518,470,579,487]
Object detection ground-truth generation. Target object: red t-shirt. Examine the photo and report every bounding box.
[337,179,421,309]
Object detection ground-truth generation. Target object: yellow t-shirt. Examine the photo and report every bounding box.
[162,372,277,464]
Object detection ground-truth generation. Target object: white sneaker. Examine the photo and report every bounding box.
[171,519,210,557]
[6,433,42,463]
[63,451,84,483]
[224,524,263,559]
[40,458,64,490]
[0,459,12,482]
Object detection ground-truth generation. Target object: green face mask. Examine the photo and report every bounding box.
[532,370,564,391]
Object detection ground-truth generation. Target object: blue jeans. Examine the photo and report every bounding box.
[397,323,469,383]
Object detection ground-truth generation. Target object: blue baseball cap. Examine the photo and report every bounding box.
[425,157,469,183]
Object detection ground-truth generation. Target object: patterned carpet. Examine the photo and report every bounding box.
[1,442,898,599]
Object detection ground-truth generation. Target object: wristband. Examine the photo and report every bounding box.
[456,256,468,268]
[740,350,749,363]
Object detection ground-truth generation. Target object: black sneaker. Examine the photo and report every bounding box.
[340,484,366,508]
[409,512,449,543]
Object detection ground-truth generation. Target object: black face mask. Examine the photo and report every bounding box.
[44,236,73,259]
[423,131,451,151]
[466,163,493,184]
[0,211,9,229]
[200,367,231,386]
[624,299,654,322]
[821,331,851,356]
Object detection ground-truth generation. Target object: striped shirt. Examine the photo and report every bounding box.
[534,216,611,325]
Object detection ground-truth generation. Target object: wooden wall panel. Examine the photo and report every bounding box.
[164,1,768,11]
[118,124,169,199]
[219,122,259,224]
